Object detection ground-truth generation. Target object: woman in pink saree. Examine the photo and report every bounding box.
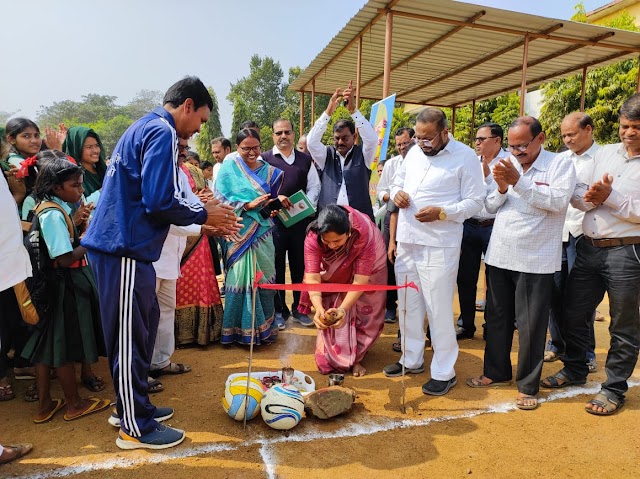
[298,205,387,376]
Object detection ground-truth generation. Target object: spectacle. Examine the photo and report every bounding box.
[274,130,292,136]
[474,136,498,143]
[177,144,189,151]
[239,146,261,153]
[508,138,535,152]
[414,129,444,148]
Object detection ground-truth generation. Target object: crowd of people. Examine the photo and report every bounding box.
[1,75,639,457]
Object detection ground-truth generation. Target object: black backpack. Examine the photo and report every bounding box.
[23,201,74,325]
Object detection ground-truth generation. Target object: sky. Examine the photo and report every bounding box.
[1,0,607,136]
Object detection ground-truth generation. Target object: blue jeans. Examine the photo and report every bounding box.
[547,234,596,362]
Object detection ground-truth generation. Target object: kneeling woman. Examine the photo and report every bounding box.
[299,205,387,376]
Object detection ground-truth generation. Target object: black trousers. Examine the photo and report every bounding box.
[208,236,222,276]
[383,210,397,312]
[561,240,640,400]
[273,219,308,317]
[0,287,32,378]
[456,221,493,333]
[483,265,553,396]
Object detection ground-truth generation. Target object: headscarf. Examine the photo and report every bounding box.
[62,126,107,196]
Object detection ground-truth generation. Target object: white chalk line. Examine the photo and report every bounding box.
[10,380,639,479]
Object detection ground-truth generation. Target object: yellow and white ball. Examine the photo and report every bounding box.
[222,376,265,421]
[260,384,305,430]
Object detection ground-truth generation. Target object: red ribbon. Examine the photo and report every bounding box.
[253,271,419,292]
[15,156,38,179]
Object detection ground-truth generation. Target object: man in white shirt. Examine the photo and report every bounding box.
[210,137,231,185]
[544,113,600,371]
[467,116,576,411]
[306,80,378,220]
[456,123,509,340]
[382,107,485,396]
[542,94,640,416]
[262,119,321,329]
[376,127,414,323]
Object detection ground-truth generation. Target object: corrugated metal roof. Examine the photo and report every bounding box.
[289,0,640,107]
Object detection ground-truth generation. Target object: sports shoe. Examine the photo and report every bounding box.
[384,309,397,324]
[274,313,286,331]
[292,311,314,327]
[422,376,457,396]
[108,406,174,428]
[116,423,185,450]
[383,362,425,378]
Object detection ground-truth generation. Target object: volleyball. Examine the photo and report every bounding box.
[260,384,305,430]
[222,376,266,421]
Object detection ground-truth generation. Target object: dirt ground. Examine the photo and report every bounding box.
[2,279,639,479]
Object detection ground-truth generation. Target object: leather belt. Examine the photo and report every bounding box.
[584,236,640,248]
[466,218,495,227]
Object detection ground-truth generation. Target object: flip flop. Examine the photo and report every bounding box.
[34,398,66,424]
[149,362,191,378]
[63,397,111,421]
[0,443,33,464]
[466,375,511,388]
[516,395,539,411]
[81,375,106,392]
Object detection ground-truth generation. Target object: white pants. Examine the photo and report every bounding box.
[151,278,177,370]
[395,242,460,380]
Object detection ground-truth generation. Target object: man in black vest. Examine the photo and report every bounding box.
[262,119,321,329]
[306,80,377,220]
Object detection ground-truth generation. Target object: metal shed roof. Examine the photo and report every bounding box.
[289,0,640,108]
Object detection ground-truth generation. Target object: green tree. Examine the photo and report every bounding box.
[194,87,223,162]
[229,97,251,144]
[87,115,134,156]
[125,90,163,119]
[1,110,19,126]
[228,55,285,136]
[540,4,639,151]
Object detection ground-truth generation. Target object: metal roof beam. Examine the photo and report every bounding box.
[390,11,640,52]
[399,24,564,97]
[447,50,632,107]
[302,0,403,90]
[360,10,486,90]
[421,31,616,105]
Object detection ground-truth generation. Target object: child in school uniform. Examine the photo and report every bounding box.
[21,151,110,423]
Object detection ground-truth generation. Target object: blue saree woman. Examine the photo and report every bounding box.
[214,128,283,345]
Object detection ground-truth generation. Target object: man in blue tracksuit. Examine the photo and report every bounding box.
[83,77,238,450]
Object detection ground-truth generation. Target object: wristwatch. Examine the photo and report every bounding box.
[438,208,447,221]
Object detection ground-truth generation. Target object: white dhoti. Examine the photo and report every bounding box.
[395,242,460,381]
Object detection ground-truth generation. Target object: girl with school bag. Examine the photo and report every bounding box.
[21,151,110,423]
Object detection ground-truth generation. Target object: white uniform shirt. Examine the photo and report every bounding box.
[306,110,378,206]
[272,146,321,208]
[390,138,485,247]
[559,142,600,241]
[571,143,640,239]
[153,169,202,280]
[0,174,32,291]
[376,153,406,204]
[475,148,510,220]
[485,149,576,274]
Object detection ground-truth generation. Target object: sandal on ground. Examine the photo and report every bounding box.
[466,375,511,388]
[63,397,111,421]
[148,377,164,394]
[149,362,191,378]
[23,383,38,402]
[81,375,106,392]
[540,371,586,389]
[34,398,66,424]
[13,367,36,380]
[0,443,33,464]
[543,350,561,362]
[516,394,539,410]
[0,383,15,401]
[585,392,623,416]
